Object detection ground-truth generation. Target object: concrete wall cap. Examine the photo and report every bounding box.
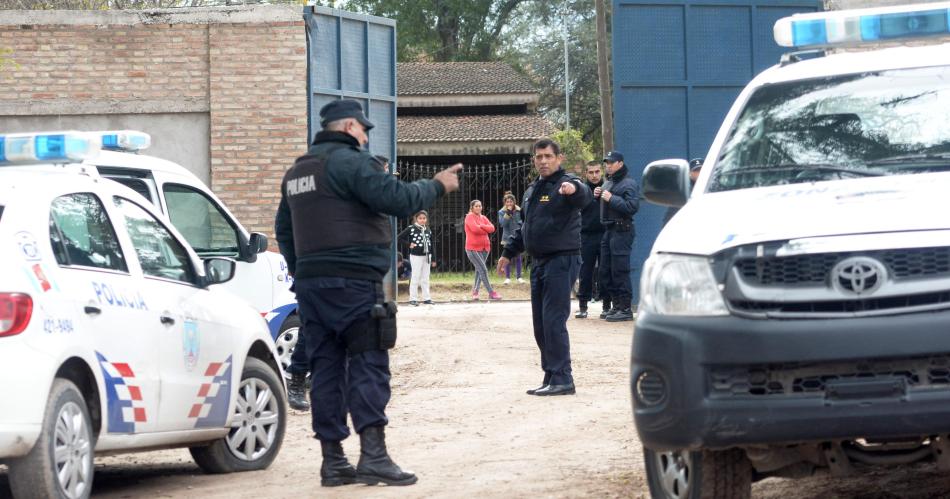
[0,4,302,26]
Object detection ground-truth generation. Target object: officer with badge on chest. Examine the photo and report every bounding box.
[497,138,592,396]
[275,99,461,487]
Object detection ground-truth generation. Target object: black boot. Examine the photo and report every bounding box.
[600,300,613,319]
[320,440,357,487]
[287,372,310,411]
[606,307,635,322]
[356,426,418,486]
[575,300,588,319]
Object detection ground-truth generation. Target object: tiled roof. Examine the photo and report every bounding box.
[398,62,536,95]
[397,114,555,143]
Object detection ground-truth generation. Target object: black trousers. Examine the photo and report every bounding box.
[295,277,391,442]
[600,228,634,309]
[530,254,581,386]
[577,231,604,303]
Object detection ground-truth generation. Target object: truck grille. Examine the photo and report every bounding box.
[709,355,950,398]
[736,247,950,286]
[730,290,950,314]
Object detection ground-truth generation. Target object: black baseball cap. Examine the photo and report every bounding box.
[604,151,624,162]
[319,99,375,131]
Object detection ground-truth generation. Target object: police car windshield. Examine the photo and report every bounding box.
[710,66,950,193]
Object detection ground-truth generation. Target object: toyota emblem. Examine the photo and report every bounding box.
[830,257,887,295]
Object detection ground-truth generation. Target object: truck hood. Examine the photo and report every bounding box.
[655,173,950,256]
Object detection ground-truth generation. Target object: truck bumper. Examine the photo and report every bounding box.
[631,308,950,451]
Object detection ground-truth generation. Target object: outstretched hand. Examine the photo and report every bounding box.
[496,256,510,276]
[434,163,463,193]
[559,181,577,195]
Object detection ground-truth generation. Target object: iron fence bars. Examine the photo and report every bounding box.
[396,158,535,273]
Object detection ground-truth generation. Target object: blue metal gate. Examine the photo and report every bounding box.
[303,6,396,161]
[611,0,822,303]
[302,6,398,295]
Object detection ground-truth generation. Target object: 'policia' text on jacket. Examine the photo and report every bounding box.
[275,131,445,281]
[502,169,592,260]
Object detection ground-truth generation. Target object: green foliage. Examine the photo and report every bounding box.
[343,0,534,62]
[551,128,594,173]
[506,0,608,152]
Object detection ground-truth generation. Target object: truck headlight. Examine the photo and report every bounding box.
[640,254,728,316]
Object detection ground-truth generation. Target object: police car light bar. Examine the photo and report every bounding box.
[98,130,151,152]
[774,1,950,48]
[0,132,101,165]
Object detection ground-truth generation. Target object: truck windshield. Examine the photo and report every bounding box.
[709,66,950,193]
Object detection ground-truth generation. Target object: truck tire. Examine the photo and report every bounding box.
[8,379,95,499]
[190,357,286,474]
[644,447,751,499]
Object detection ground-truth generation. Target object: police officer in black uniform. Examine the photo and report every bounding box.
[275,99,461,487]
[576,160,607,319]
[497,138,592,396]
[595,151,639,322]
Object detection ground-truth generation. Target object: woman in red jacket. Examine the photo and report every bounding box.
[464,199,501,300]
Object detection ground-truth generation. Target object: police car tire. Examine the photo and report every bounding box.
[644,447,751,499]
[275,314,301,377]
[8,379,95,499]
[189,357,286,474]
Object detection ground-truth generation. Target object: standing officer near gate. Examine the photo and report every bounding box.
[275,99,461,487]
[595,151,639,322]
[497,138,592,396]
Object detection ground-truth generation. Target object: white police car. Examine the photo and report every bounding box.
[634,3,950,498]
[67,131,300,375]
[0,132,286,499]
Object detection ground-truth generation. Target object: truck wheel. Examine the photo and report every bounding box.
[644,448,751,499]
[8,379,95,499]
[190,358,286,473]
[273,315,300,379]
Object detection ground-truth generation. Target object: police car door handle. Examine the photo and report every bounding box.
[160,314,176,326]
[84,305,102,316]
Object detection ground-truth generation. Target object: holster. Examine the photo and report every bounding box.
[342,282,398,355]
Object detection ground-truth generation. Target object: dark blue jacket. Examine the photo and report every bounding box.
[581,179,605,234]
[502,169,592,260]
[600,164,639,227]
[275,131,445,280]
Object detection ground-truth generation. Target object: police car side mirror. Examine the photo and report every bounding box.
[642,159,690,207]
[203,257,237,286]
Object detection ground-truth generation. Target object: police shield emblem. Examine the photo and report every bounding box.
[182,319,200,370]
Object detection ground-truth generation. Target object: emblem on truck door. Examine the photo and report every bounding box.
[831,257,887,296]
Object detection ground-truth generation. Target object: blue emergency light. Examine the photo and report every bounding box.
[98,130,151,152]
[775,2,950,48]
[0,132,101,165]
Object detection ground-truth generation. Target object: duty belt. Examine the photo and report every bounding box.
[605,220,633,232]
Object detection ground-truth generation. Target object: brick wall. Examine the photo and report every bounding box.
[208,20,308,237]
[0,6,309,243]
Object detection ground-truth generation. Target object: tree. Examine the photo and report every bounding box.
[507,0,608,153]
[343,0,534,62]
[551,128,594,174]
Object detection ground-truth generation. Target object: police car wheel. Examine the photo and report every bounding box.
[274,315,301,379]
[8,379,95,499]
[189,358,286,473]
[644,447,751,499]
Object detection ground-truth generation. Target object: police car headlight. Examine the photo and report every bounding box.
[640,254,728,316]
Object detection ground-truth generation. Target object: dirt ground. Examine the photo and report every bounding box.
[4,301,950,498]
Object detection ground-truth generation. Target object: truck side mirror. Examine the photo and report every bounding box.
[642,159,691,208]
